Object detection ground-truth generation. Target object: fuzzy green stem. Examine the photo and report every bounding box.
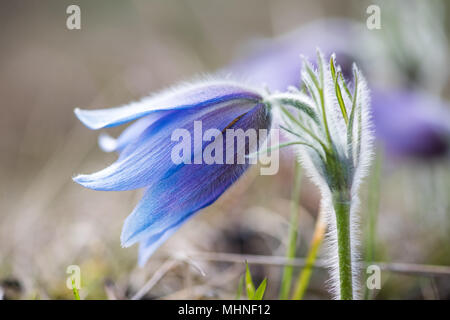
[333,192,353,300]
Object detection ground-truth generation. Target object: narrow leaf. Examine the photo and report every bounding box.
[252,278,267,300]
[316,50,325,88]
[334,71,349,125]
[339,73,352,100]
[247,141,308,159]
[245,262,256,299]
[280,106,328,152]
[303,60,320,92]
[235,275,244,300]
[330,54,337,82]
[347,69,359,165]
[280,98,320,125]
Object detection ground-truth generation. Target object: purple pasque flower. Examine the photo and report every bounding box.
[228,19,360,92]
[74,80,271,266]
[228,19,450,158]
[372,88,450,158]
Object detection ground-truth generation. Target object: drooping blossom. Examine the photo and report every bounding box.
[74,80,271,265]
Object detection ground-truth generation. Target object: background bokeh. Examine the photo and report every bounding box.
[0,0,449,299]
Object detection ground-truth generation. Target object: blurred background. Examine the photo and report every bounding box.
[0,0,449,300]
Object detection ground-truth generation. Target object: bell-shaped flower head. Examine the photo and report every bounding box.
[73,79,272,265]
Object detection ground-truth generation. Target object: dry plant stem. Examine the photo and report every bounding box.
[131,259,179,300]
[160,264,242,300]
[292,213,326,300]
[333,191,353,300]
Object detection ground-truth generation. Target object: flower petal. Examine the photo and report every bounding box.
[98,111,170,153]
[137,222,183,267]
[120,104,271,260]
[74,81,262,130]
[73,100,259,191]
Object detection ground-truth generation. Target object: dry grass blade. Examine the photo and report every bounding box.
[131,259,180,300]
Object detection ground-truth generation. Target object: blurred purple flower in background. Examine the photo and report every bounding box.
[228,19,450,159]
[74,80,271,265]
[372,89,450,158]
[228,19,359,92]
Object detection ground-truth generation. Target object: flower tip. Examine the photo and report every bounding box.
[72,174,100,191]
[137,256,147,267]
[98,133,117,152]
[73,107,85,121]
[74,108,104,130]
[120,229,135,248]
[299,54,308,63]
[120,215,142,248]
[315,47,324,56]
[72,174,88,186]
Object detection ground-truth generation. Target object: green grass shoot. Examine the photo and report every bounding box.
[279,161,302,299]
[244,262,267,300]
[71,276,80,300]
